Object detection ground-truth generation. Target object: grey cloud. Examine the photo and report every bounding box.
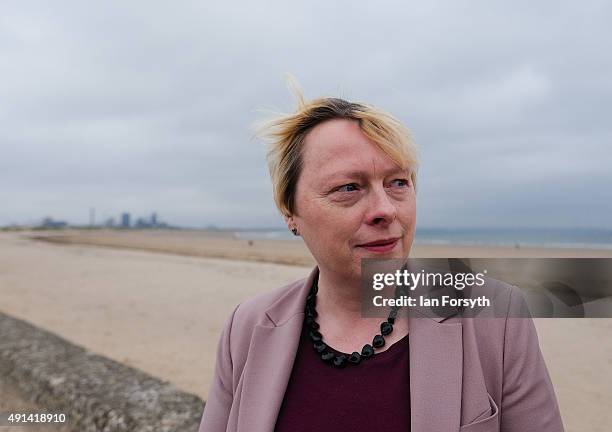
[1,0,610,228]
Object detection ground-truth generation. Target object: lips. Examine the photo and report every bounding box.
[356,237,400,253]
[357,237,400,247]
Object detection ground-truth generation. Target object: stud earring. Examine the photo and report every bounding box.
[291,227,299,236]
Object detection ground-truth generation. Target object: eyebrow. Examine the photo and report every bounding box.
[321,167,410,183]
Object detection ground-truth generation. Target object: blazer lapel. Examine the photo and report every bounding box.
[236,266,318,432]
[409,314,463,432]
[237,318,304,431]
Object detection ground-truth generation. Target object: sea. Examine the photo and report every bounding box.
[231,227,612,249]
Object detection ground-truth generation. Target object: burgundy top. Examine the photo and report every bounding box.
[274,322,411,431]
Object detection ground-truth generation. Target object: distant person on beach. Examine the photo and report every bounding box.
[198,78,564,431]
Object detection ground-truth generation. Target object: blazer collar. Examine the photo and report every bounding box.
[264,265,319,327]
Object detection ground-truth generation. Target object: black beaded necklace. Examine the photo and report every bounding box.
[304,272,405,368]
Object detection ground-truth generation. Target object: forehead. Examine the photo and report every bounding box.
[301,118,402,182]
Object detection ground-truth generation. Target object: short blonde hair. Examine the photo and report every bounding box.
[255,78,419,218]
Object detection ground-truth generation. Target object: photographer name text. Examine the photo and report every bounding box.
[372,295,491,308]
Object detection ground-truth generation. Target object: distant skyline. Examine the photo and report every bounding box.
[2,1,611,229]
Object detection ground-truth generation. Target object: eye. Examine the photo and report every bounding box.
[389,179,410,188]
[336,183,360,193]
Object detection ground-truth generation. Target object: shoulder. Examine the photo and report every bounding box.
[457,275,538,373]
[218,274,308,374]
[456,276,531,353]
[462,274,527,320]
[232,275,307,328]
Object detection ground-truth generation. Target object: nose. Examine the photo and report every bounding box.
[364,184,397,227]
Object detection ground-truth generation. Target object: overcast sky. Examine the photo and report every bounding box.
[1,1,611,229]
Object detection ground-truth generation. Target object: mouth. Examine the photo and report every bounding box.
[356,237,400,253]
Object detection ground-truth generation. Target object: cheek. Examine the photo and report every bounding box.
[328,222,359,246]
[401,195,417,217]
[317,216,361,253]
[397,200,417,230]
[301,208,354,245]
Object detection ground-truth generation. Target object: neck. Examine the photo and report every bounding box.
[312,265,409,351]
[316,266,364,320]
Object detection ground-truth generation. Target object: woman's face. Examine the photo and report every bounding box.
[291,118,416,282]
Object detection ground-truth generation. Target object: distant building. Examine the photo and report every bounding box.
[121,213,131,228]
[40,217,68,229]
[89,207,96,227]
[117,211,169,229]
[135,217,148,228]
[104,217,116,227]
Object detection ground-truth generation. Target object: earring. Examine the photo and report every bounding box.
[291,227,299,236]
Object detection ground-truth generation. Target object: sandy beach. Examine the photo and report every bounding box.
[1,229,611,431]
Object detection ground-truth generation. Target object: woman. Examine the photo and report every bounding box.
[198,83,564,431]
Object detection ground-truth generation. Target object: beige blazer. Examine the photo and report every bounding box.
[198,266,564,432]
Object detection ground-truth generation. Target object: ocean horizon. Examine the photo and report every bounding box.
[230,227,612,249]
